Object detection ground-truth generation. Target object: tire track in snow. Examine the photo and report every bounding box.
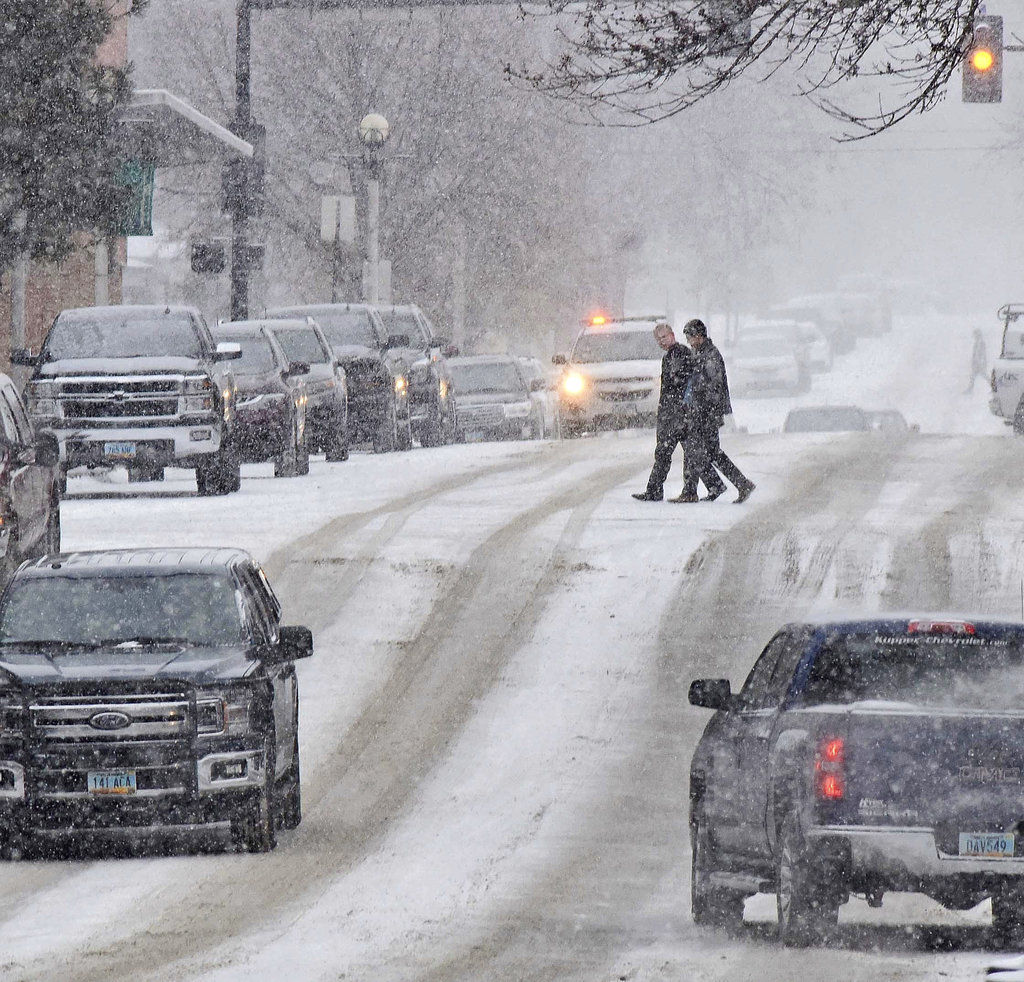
[7,452,646,982]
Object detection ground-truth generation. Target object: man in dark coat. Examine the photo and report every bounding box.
[676,319,756,504]
[632,322,694,501]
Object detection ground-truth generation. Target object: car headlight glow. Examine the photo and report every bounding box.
[394,375,408,395]
[562,372,586,397]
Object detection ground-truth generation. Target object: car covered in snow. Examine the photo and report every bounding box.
[0,548,312,855]
[552,316,664,435]
[727,334,804,396]
[689,617,1024,947]
[739,318,832,374]
[448,355,541,440]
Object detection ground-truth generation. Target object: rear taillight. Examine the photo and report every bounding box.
[815,736,845,801]
[907,619,975,636]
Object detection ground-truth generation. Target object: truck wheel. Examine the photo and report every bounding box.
[325,416,349,462]
[1013,399,1024,437]
[280,733,302,831]
[197,443,241,496]
[273,423,300,478]
[397,412,413,451]
[992,880,1024,947]
[373,398,398,453]
[776,815,839,947]
[691,818,745,928]
[230,738,277,853]
[57,467,67,498]
[419,403,444,447]
[42,500,60,556]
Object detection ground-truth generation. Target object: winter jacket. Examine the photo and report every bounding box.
[657,342,694,432]
[688,339,733,424]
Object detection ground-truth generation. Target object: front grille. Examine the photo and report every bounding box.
[600,389,652,402]
[55,375,186,425]
[28,691,192,800]
[460,405,505,427]
[63,399,179,420]
[344,359,387,390]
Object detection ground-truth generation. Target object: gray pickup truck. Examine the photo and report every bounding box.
[689,617,1024,947]
[17,305,242,495]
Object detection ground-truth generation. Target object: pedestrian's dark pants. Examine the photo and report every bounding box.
[645,423,687,495]
[704,426,750,490]
[683,418,727,496]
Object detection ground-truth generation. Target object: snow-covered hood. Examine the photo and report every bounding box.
[331,344,382,364]
[37,356,206,378]
[0,643,255,686]
[568,360,661,381]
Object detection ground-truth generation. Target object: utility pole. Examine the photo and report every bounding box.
[229,0,252,321]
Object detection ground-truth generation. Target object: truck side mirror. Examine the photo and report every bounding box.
[10,349,37,367]
[688,678,733,711]
[276,625,313,662]
[215,341,242,361]
[552,353,567,366]
[286,361,310,377]
[383,334,411,350]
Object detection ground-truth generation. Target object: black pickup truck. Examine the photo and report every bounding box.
[0,547,312,855]
[689,617,1024,947]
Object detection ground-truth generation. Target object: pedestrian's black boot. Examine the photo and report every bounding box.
[632,490,663,502]
[735,482,756,504]
[700,486,726,502]
[669,492,699,503]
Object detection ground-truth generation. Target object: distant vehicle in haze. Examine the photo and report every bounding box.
[867,409,915,434]
[552,315,664,436]
[448,355,541,441]
[516,356,556,438]
[740,319,832,374]
[211,321,310,477]
[767,295,854,355]
[728,335,803,396]
[990,304,1024,434]
[783,405,871,433]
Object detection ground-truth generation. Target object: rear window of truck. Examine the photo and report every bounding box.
[797,630,1024,711]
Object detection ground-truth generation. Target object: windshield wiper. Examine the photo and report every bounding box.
[0,639,102,651]
[99,636,189,649]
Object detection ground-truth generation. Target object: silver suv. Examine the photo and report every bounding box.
[552,316,664,436]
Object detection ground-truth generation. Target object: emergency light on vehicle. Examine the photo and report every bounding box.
[814,736,845,801]
[907,619,976,636]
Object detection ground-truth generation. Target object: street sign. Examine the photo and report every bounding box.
[320,195,356,245]
[116,160,155,236]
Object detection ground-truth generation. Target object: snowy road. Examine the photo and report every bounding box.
[0,316,1018,982]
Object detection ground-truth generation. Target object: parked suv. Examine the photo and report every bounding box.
[263,319,348,461]
[0,374,60,579]
[991,304,1024,433]
[448,355,541,440]
[211,322,309,477]
[266,304,411,453]
[552,316,664,436]
[17,305,242,495]
[372,303,457,446]
[0,547,313,855]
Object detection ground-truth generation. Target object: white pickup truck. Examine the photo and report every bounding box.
[990,304,1024,433]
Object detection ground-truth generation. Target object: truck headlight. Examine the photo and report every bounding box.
[26,382,60,419]
[183,375,215,413]
[394,375,408,395]
[561,372,587,397]
[196,688,251,735]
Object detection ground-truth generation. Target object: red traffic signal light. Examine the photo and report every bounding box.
[963,15,1002,103]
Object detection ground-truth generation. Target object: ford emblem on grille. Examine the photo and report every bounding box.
[89,711,131,731]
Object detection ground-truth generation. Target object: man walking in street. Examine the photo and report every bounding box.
[632,322,694,502]
[676,319,756,504]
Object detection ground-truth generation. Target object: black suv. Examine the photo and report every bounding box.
[0,548,312,854]
[373,304,458,446]
[211,322,311,478]
[266,304,412,453]
[264,319,349,461]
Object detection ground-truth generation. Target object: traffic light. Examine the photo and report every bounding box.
[963,15,1002,103]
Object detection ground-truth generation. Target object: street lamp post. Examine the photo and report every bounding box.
[358,113,389,304]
